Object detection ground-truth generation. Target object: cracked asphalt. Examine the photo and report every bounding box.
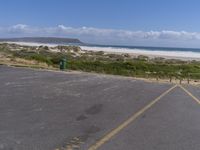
[0,66,200,150]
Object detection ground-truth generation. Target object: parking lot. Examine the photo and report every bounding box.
[0,66,200,150]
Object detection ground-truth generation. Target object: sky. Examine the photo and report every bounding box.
[1,0,200,48]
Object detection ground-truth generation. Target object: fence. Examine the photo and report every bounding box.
[144,72,200,85]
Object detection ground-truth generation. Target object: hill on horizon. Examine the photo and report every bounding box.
[0,37,83,44]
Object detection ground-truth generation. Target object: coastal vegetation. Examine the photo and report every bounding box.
[0,43,200,82]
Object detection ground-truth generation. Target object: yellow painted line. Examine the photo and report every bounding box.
[179,85,200,104]
[88,84,178,150]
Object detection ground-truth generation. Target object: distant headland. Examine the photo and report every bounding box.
[0,37,83,45]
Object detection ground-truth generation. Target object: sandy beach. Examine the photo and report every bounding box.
[3,42,200,61]
[80,46,200,61]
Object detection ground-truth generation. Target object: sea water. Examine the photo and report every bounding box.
[80,44,200,59]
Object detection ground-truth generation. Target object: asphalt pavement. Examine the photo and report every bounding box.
[0,65,199,150]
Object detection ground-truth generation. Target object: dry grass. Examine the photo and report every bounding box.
[0,52,55,69]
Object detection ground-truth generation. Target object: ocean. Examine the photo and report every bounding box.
[80,44,200,59]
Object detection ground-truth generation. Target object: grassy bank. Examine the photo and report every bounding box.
[1,43,200,80]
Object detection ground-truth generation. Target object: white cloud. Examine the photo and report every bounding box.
[11,24,28,29]
[1,24,200,47]
[8,24,29,33]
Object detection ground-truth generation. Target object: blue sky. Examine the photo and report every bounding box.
[1,0,200,48]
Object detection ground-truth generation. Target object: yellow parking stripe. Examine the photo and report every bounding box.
[88,84,177,150]
[179,85,200,105]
